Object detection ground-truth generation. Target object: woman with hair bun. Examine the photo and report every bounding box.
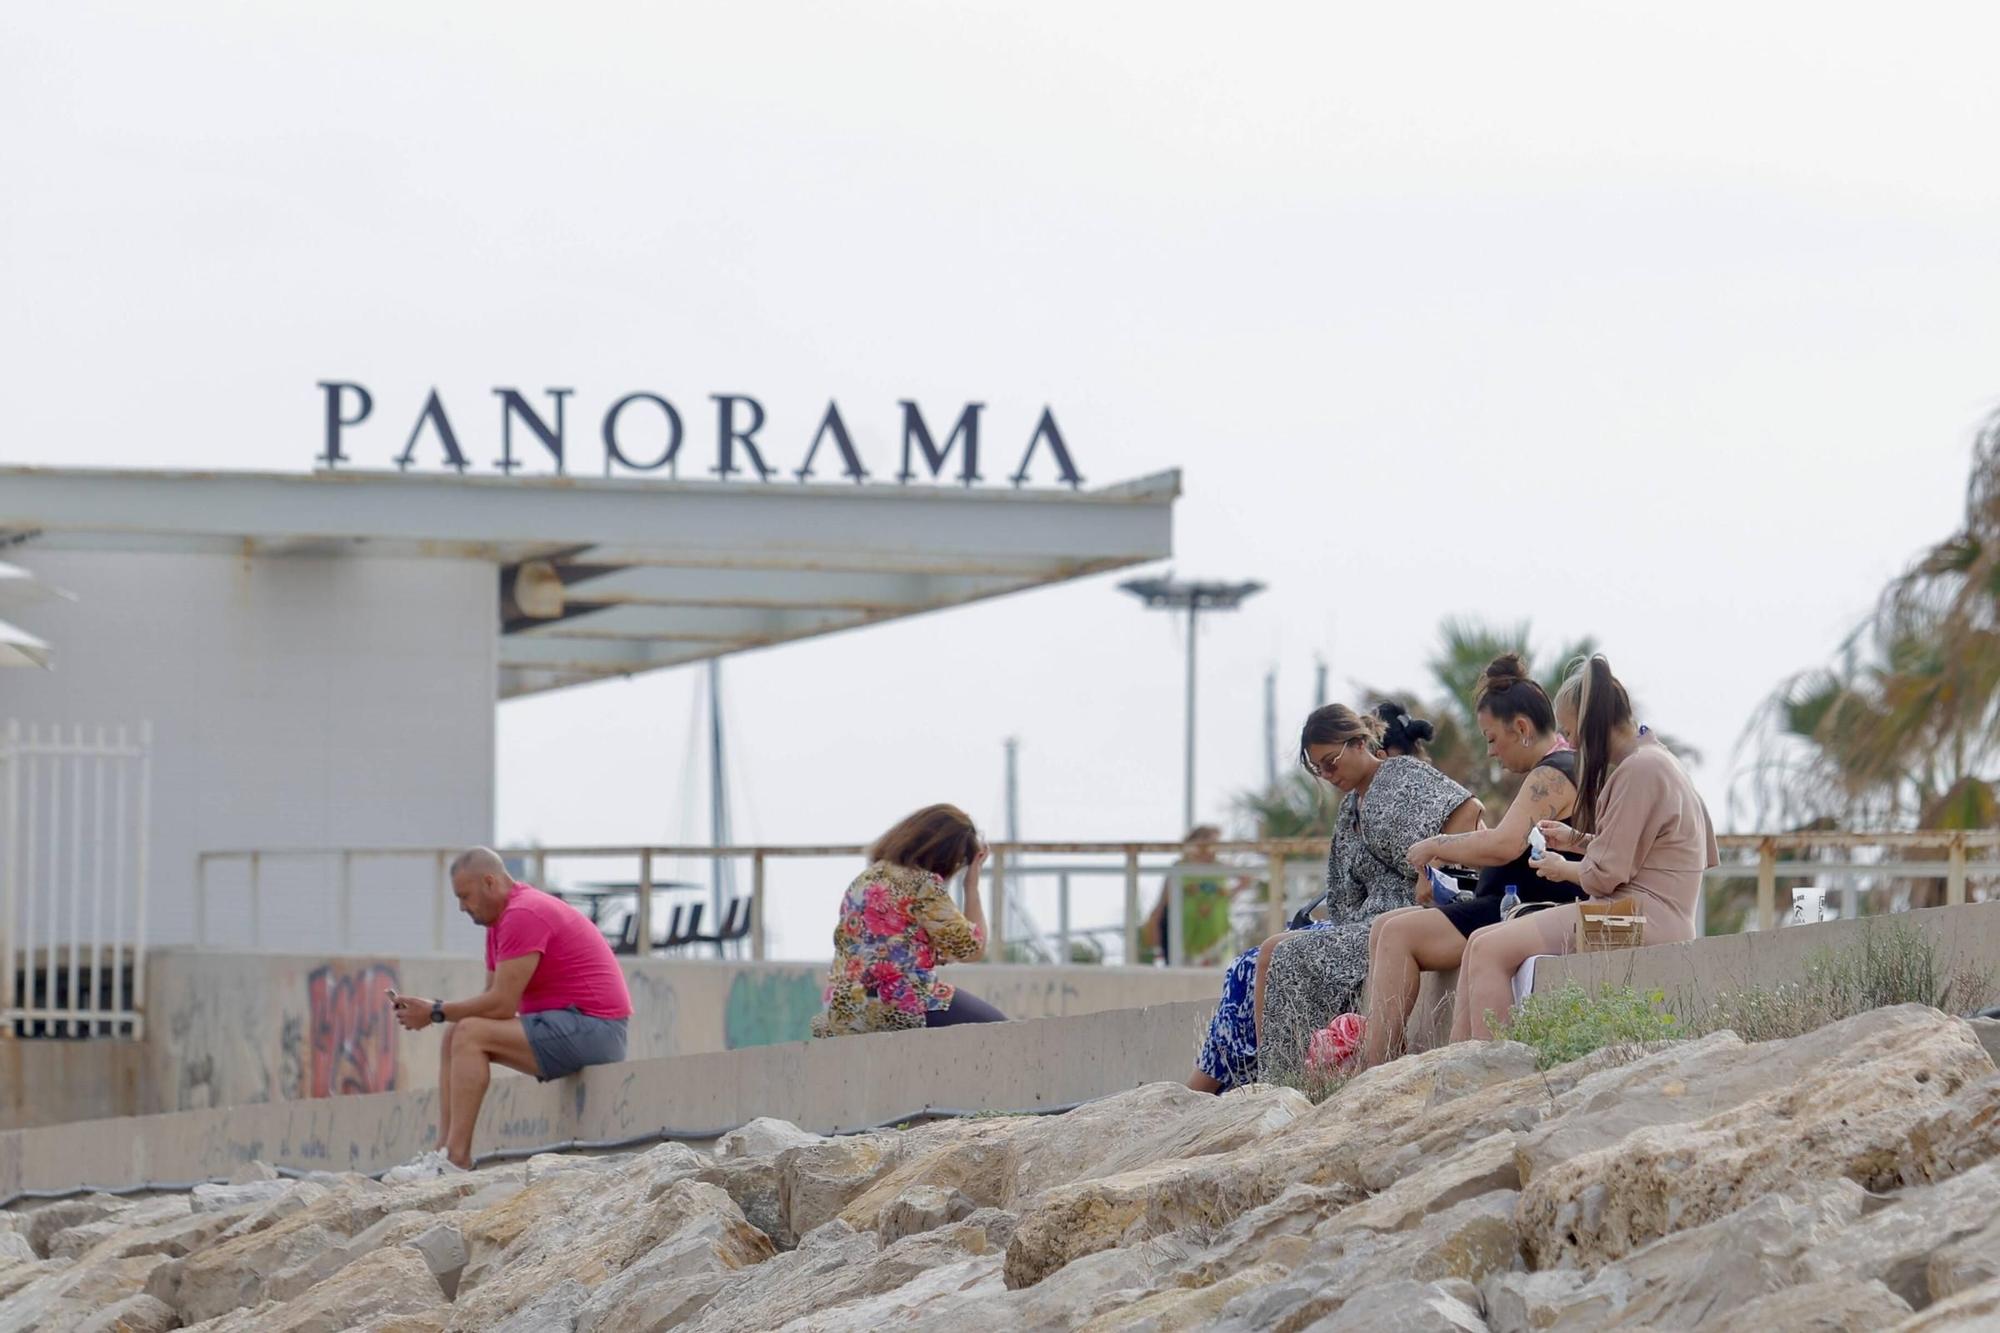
[1358,653,1584,1065]
[1453,654,1717,1040]
[1187,702,1482,1092]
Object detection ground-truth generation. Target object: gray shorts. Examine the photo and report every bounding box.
[521,1007,629,1081]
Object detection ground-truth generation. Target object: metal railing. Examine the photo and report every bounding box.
[1,721,153,1038]
[1708,830,2000,932]
[188,829,2000,963]
[193,840,1333,963]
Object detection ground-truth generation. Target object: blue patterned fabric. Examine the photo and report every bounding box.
[1194,919,1343,1090]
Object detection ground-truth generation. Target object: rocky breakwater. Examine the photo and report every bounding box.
[5,1002,2000,1330]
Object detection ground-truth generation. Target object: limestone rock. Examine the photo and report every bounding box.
[25,1196,130,1256]
[227,1161,281,1184]
[1518,1006,1992,1267]
[1301,1278,1487,1332]
[877,1184,978,1244]
[1703,1278,1914,1333]
[244,1243,446,1333]
[717,1116,824,1160]
[71,1292,181,1333]
[1484,1180,1866,1331]
[488,1278,589,1333]
[1801,1159,2000,1308]
[260,1208,438,1305]
[681,1217,994,1331]
[407,1220,468,1299]
[1890,1275,2000,1330]
[0,1233,33,1264]
[1206,1192,1521,1331]
[191,1179,296,1214]
[172,1173,482,1323]
[779,1132,908,1240]
[1928,1218,2000,1301]
[450,1175,772,1329]
[960,1206,1019,1249]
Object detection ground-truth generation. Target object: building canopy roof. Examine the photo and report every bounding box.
[1,466,1178,698]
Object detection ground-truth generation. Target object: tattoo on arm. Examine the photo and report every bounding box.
[1432,832,1475,853]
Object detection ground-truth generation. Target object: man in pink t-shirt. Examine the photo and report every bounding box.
[388,847,634,1173]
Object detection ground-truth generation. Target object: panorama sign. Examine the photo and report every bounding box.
[315,382,1084,488]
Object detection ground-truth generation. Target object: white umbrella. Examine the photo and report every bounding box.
[0,560,74,608]
[0,616,53,669]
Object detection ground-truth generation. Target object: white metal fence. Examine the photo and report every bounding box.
[0,721,152,1038]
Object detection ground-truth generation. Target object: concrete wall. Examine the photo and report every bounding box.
[1,550,497,955]
[0,1037,152,1131]
[1531,900,2000,1005]
[7,950,1219,1126]
[0,1000,1218,1197]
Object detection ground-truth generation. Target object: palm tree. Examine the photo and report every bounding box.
[1738,407,2000,908]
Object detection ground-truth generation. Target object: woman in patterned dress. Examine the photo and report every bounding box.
[810,804,1006,1037]
[1188,704,1482,1092]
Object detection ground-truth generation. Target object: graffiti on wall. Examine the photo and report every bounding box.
[306,961,400,1098]
[723,970,822,1049]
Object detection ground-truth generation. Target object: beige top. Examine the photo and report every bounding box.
[1576,737,1719,944]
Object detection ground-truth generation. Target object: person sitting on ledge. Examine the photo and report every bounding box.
[1453,655,1717,1041]
[1359,653,1583,1065]
[384,846,633,1179]
[811,803,1005,1036]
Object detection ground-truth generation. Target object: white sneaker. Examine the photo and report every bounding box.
[380,1149,467,1184]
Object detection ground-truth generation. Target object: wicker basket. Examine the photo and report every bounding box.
[1575,898,1646,952]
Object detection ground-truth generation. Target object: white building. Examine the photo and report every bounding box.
[0,466,1177,967]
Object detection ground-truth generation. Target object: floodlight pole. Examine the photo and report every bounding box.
[1118,576,1266,836]
[1183,600,1198,833]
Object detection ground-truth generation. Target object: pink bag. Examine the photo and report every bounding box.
[1305,1012,1366,1074]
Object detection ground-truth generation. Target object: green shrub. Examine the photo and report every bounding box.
[1684,921,1993,1043]
[1496,982,1682,1070]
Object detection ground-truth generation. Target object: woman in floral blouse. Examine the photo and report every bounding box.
[810,804,1004,1037]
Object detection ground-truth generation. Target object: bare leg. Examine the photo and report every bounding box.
[435,1023,456,1150]
[1460,907,1579,1040]
[1186,1071,1223,1094]
[1362,910,1470,1066]
[443,1016,539,1168]
[1366,907,1426,980]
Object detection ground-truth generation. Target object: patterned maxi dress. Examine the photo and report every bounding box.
[1194,757,1471,1089]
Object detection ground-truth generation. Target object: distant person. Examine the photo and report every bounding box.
[1139,825,1250,966]
[1360,654,1583,1064]
[384,847,633,1178]
[1454,655,1718,1040]
[811,804,1005,1036]
[1187,703,1482,1092]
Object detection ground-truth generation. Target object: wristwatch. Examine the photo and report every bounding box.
[431,1000,447,1027]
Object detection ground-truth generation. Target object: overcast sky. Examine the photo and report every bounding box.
[7,3,1998,955]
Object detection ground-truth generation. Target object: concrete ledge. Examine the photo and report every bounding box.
[0,1000,1216,1197]
[1532,901,2000,1003]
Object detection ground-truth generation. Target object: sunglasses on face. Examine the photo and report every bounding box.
[1300,739,1359,779]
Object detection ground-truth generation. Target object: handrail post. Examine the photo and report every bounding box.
[337,851,353,953]
[1165,863,1185,966]
[1057,872,1071,965]
[635,849,655,958]
[1755,838,1776,933]
[1123,850,1140,967]
[1265,850,1287,943]
[249,851,263,950]
[1,720,16,1033]
[431,851,447,952]
[1947,832,1967,907]
[987,847,1006,960]
[750,851,766,961]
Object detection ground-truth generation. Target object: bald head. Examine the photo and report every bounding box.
[450,846,508,879]
[450,846,514,926]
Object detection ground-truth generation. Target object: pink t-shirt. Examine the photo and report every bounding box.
[485,883,634,1019]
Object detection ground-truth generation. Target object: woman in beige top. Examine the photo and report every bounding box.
[1454,655,1718,1040]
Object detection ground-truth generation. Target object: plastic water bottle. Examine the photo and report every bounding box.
[1501,884,1521,918]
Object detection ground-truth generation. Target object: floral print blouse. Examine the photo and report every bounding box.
[810,861,985,1037]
